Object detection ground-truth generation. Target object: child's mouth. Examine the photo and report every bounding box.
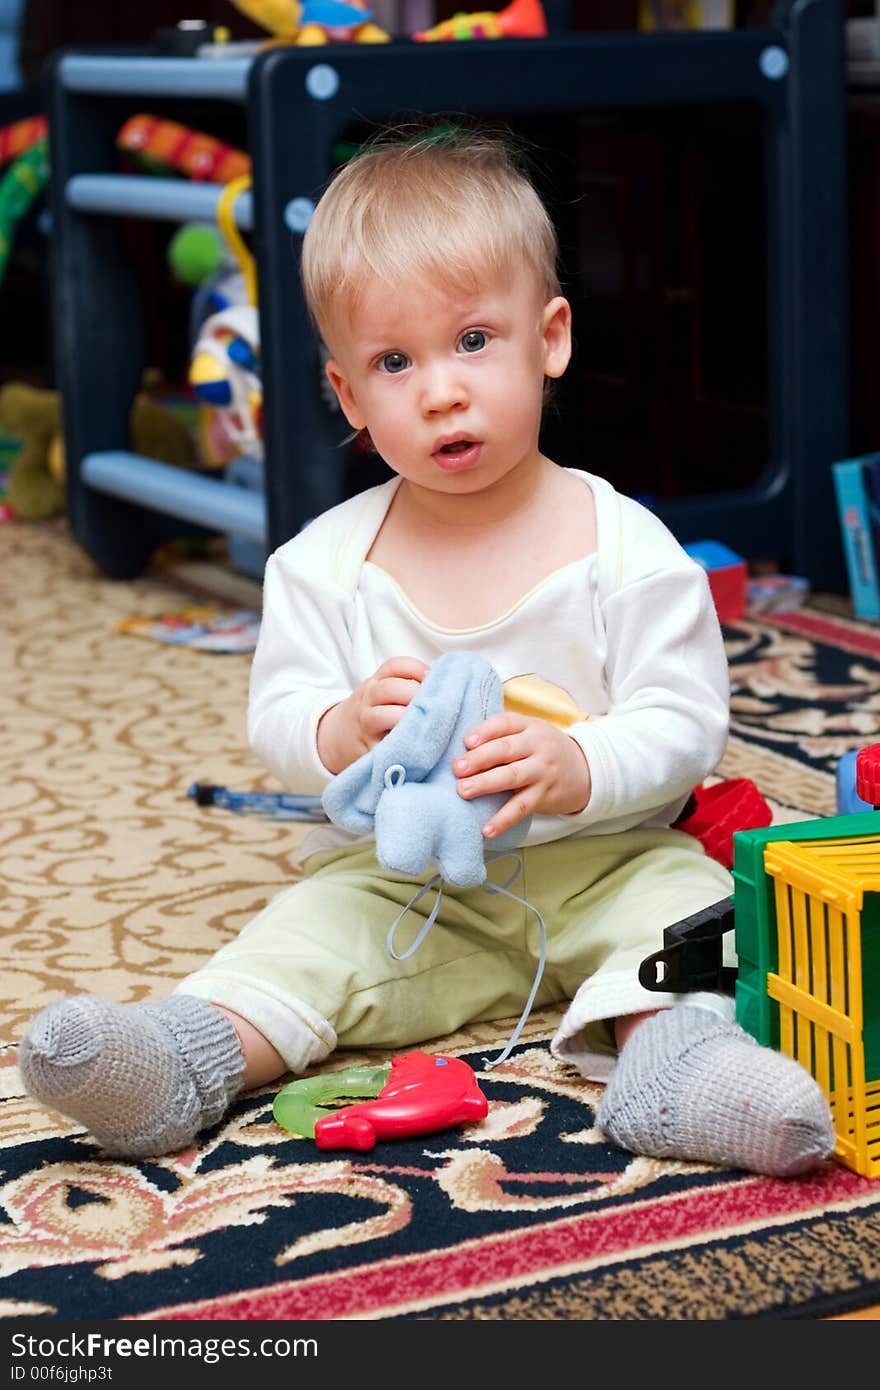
[434,439,482,472]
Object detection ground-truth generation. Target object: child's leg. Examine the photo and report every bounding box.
[20,842,545,1158]
[19,993,259,1159]
[537,831,833,1175]
[221,1007,285,1087]
[595,1005,834,1176]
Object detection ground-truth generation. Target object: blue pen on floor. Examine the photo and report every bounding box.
[188,783,327,821]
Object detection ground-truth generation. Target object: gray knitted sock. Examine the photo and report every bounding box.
[19,993,245,1159]
[595,1004,835,1177]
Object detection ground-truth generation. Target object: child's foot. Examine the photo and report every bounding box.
[19,994,245,1159]
[596,1004,834,1176]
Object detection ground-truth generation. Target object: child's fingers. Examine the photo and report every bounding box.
[454,728,531,776]
[482,791,534,839]
[375,656,429,682]
[374,675,425,708]
[368,704,414,737]
[456,755,538,800]
[463,712,527,749]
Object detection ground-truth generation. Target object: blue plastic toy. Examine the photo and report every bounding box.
[835,746,880,815]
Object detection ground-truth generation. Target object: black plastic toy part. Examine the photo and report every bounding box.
[638,896,737,995]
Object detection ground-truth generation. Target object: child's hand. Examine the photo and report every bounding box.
[318,657,429,773]
[452,714,591,839]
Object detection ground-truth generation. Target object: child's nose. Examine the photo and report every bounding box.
[420,364,467,415]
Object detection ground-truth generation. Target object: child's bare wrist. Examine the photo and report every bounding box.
[317,700,351,775]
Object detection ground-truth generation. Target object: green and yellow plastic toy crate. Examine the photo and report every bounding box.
[734,811,880,1178]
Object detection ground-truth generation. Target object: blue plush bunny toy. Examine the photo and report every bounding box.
[322,651,543,1066]
[322,651,531,888]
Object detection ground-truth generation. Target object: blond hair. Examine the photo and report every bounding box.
[300,126,561,346]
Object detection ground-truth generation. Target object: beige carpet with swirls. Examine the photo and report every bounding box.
[1,525,312,1047]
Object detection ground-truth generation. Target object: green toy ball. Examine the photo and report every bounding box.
[168,223,225,286]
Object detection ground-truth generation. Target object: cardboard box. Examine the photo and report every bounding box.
[832,455,880,621]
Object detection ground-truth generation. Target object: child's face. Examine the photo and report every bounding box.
[323,264,571,497]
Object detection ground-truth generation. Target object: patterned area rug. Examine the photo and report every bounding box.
[3,523,880,1321]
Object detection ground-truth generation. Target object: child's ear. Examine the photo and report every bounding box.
[541,297,572,380]
[324,359,366,430]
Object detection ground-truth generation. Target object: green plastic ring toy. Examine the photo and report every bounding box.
[273,1065,390,1139]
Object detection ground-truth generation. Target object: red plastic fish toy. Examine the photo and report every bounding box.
[314,1051,488,1151]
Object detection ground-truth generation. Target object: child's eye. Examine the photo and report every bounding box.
[459,330,487,354]
[379,351,409,374]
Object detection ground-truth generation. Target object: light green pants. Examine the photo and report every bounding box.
[176,827,734,1077]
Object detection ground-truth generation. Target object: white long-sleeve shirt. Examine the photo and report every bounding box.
[247,468,729,855]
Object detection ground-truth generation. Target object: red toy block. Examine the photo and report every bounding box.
[676,778,772,869]
[684,540,748,623]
